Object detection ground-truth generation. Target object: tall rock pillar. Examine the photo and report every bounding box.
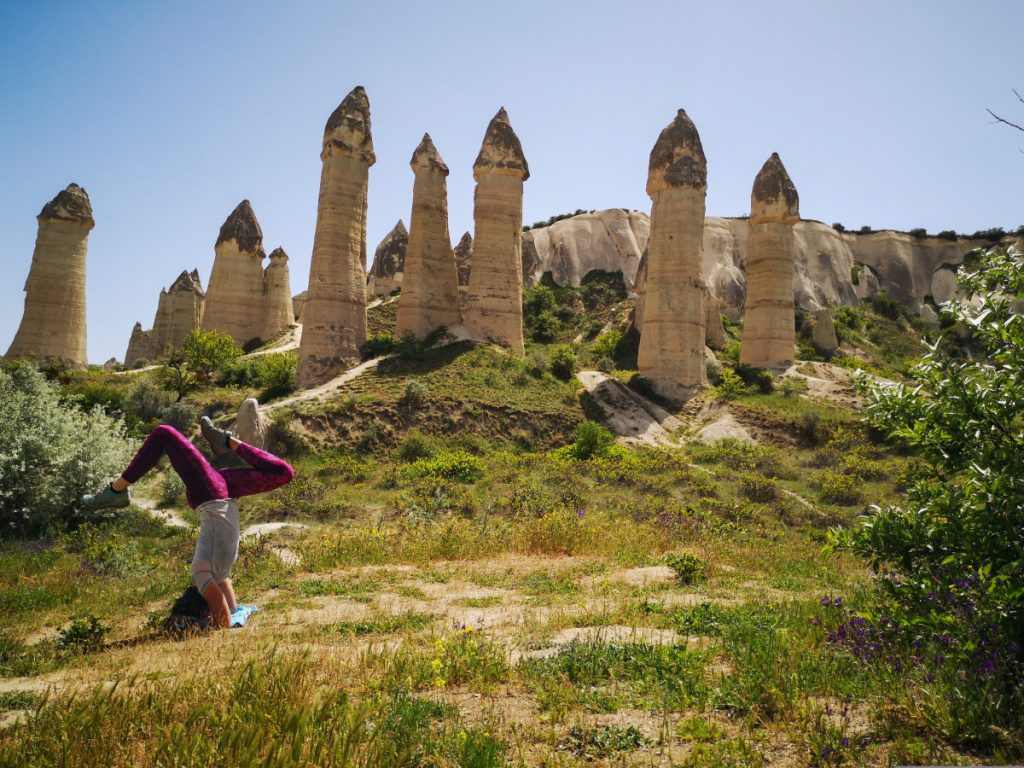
[202,200,266,346]
[297,86,375,387]
[463,108,529,354]
[262,247,294,340]
[6,184,94,368]
[396,134,461,338]
[636,109,708,401]
[740,153,799,370]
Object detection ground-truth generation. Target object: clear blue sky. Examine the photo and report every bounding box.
[2,1,1022,363]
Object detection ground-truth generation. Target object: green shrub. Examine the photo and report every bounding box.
[777,377,808,397]
[715,368,745,399]
[126,379,171,426]
[56,615,110,654]
[530,311,560,342]
[817,470,862,505]
[665,553,706,585]
[254,352,297,399]
[401,379,428,407]
[181,329,242,383]
[550,346,577,381]
[405,451,484,484]
[591,330,624,362]
[566,420,614,460]
[0,366,136,536]
[363,331,401,359]
[61,381,127,418]
[739,472,778,502]
[158,401,196,433]
[908,227,928,239]
[397,431,434,462]
[936,229,958,241]
[831,222,845,232]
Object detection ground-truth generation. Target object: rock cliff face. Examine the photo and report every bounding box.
[463,108,529,354]
[367,220,408,296]
[525,209,984,320]
[6,183,94,368]
[125,269,205,367]
[636,109,708,402]
[396,134,462,338]
[740,153,799,370]
[262,247,294,341]
[298,85,375,387]
[202,200,267,345]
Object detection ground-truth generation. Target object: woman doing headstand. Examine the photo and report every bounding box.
[82,417,295,628]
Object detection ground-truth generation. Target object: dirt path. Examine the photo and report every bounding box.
[576,371,683,446]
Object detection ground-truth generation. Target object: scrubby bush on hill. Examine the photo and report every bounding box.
[0,365,135,536]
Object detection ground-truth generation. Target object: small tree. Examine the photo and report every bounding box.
[182,330,242,383]
[832,247,1024,740]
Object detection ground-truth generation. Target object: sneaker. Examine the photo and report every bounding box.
[200,416,232,457]
[81,484,131,510]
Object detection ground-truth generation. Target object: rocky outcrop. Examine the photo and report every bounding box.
[125,269,205,367]
[812,308,838,354]
[235,397,269,449]
[454,231,473,314]
[704,295,727,350]
[262,247,294,341]
[396,134,462,338]
[367,220,407,296]
[201,200,266,346]
[292,291,307,324]
[740,153,799,371]
[522,209,649,290]
[6,184,94,368]
[463,108,529,353]
[298,86,375,387]
[528,209,984,322]
[636,109,708,402]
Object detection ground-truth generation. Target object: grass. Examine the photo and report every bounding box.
[2,292,1013,765]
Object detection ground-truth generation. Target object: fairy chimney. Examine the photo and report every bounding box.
[740,153,799,370]
[636,110,709,401]
[124,322,153,368]
[396,134,462,338]
[454,231,473,314]
[6,184,94,368]
[704,293,727,350]
[297,86,376,387]
[463,108,529,354]
[262,247,294,341]
[202,200,266,346]
[367,220,407,297]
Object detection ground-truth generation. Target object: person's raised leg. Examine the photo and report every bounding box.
[219,437,296,499]
[83,424,228,510]
[218,578,238,613]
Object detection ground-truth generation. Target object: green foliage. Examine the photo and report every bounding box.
[400,379,428,407]
[529,311,560,342]
[831,222,845,232]
[397,431,435,462]
[566,421,614,460]
[61,380,127,419]
[126,379,171,427]
[834,247,1024,743]
[157,400,196,433]
[665,553,706,585]
[777,377,808,398]
[182,329,242,382]
[63,524,145,578]
[549,345,577,381]
[816,470,862,506]
[363,330,401,359]
[404,451,484,484]
[523,284,557,316]
[591,330,624,363]
[936,229,958,241]
[223,352,298,399]
[715,368,746,399]
[525,209,592,230]
[0,365,135,536]
[908,227,927,239]
[739,472,779,503]
[867,291,902,321]
[56,615,110,654]
[557,724,651,758]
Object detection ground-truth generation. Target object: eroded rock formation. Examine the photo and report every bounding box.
[262,247,294,341]
[125,269,206,366]
[454,231,473,314]
[636,109,708,401]
[235,397,269,449]
[367,220,407,297]
[812,308,839,354]
[298,86,375,387]
[202,200,266,346]
[740,153,799,370]
[6,184,94,368]
[396,134,461,338]
[704,295,727,350]
[463,108,529,353]
[527,209,982,324]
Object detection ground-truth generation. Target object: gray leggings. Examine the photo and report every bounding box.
[191,499,240,594]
